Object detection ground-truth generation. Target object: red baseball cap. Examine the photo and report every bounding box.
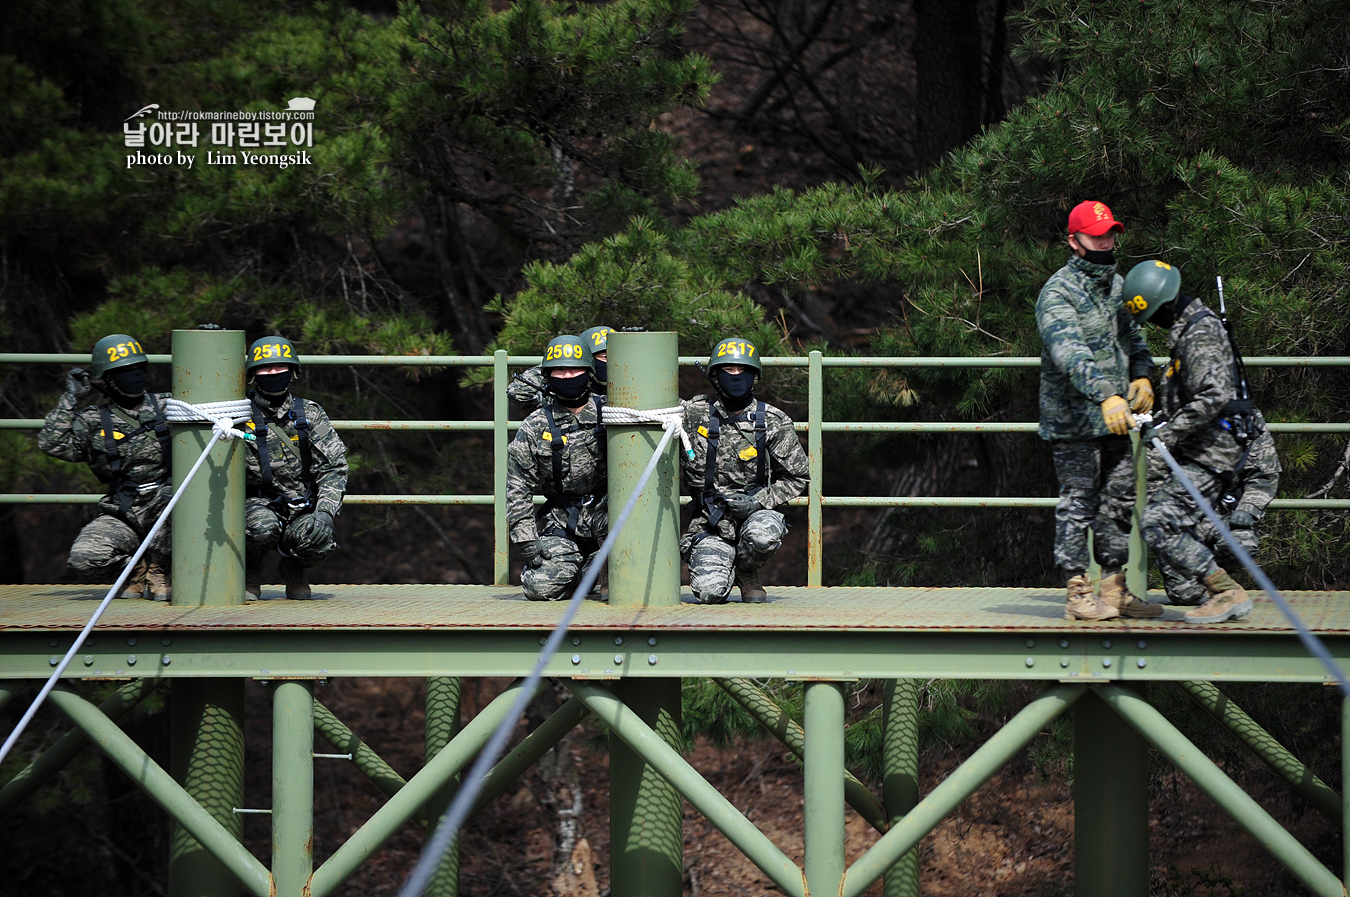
[1067,200,1125,236]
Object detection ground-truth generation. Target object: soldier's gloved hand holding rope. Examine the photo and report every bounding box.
[722,492,762,521]
[1127,377,1154,413]
[1100,394,1136,435]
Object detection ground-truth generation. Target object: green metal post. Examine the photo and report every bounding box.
[1128,429,1149,598]
[882,679,919,897]
[494,350,509,585]
[605,331,683,897]
[272,681,314,897]
[804,681,846,897]
[171,327,245,606]
[1074,687,1149,897]
[1101,683,1343,897]
[170,328,247,897]
[1181,680,1339,821]
[808,351,823,587]
[606,331,681,606]
[424,677,462,897]
[0,678,159,816]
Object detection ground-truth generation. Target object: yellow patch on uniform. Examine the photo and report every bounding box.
[290,435,299,442]
[739,446,758,461]
[541,431,567,444]
[97,429,126,440]
[246,421,256,430]
[698,425,710,438]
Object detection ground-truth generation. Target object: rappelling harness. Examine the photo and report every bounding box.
[697,397,768,529]
[247,395,318,519]
[98,397,171,518]
[540,394,607,540]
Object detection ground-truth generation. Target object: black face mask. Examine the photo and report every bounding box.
[1081,248,1116,266]
[1149,294,1194,330]
[548,373,591,404]
[715,369,756,410]
[254,370,292,398]
[592,358,607,386]
[107,367,146,405]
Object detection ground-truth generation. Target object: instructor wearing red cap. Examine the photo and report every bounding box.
[1036,200,1159,621]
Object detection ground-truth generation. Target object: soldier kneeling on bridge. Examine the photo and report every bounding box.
[243,336,348,600]
[507,334,608,601]
[1125,261,1268,624]
[39,334,173,600]
[681,337,809,604]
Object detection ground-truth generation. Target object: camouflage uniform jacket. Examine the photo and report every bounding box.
[243,394,348,519]
[1037,255,1153,441]
[1233,409,1280,519]
[506,366,548,415]
[506,396,607,543]
[681,395,809,537]
[38,392,173,529]
[1154,300,1244,473]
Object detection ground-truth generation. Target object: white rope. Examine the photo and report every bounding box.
[603,404,693,459]
[0,397,255,767]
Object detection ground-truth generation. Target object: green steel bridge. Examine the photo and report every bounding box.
[3,330,1350,897]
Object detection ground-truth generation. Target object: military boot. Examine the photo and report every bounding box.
[118,561,147,599]
[735,568,768,603]
[1185,568,1252,624]
[245,555,263,600]
[280,558,312,601]
[145,560,172,602]
[1098,573,1162,618]
[1064,574,1119,621]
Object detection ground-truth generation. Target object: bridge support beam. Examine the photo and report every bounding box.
[1074,686,1149,897]
[424,676,462,897]
[804,681,846,897]
[272,680,314,897]
[882,679,920,897]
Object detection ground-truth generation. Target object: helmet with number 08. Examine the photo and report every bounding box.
[708,336,761,374]
[246,336,302,374]
[1122,260,1182,325]
[90,334,149,379]
[540,335,594,373]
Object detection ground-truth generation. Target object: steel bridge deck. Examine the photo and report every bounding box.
[3,585,1349,683]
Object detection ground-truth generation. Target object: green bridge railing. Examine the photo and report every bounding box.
[4,351,1349,586]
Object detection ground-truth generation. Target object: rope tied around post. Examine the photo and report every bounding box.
[602,404,692,459]
[0,398,255,767]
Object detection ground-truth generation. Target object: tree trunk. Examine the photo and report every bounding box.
[862,437,965,558]
[526,686,599,897]
[913,0,984,166]
[425,198,492,354]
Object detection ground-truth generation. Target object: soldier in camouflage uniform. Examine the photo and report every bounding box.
[243,336,348,600]
[507,334,608,600]
[680,337,809,604]
[1126,261,1262,623]
[1152,410,1280,606]
[1037,201,1159,621]
[39,334,173,599]
[507,325,613,415]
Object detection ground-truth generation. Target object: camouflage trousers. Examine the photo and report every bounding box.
[681,509,787,604]
[522,534,598,601]
[1158,516,1259,606]
[69,512,170,575]
[246,498,336,568]
[1050,436,1136,575]
[1142,460,1226,600]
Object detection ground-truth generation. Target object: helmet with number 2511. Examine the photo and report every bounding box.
[1122,260,1182,325]
[708,336,761,375]
[247,336,302,375]
[90,334,149,379]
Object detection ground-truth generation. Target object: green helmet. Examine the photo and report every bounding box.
[540,335,594,373]
[708,336,762,374]
[1122,260,1182,324]
[580,325,613,355]
[247,336,301,374]
[90,334,149,379]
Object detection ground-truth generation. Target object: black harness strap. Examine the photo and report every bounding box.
[754,401,767,489]
[251,400,274,489]
[1167,307,1256,441]
[99,397,170,516]
[700,399,768,527]
[292,400,316,495]
[539,396,606,539]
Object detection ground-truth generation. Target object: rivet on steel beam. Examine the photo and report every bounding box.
[614,637,624,646]
[649,655,658,665]
[1060,659,1070,668]
[1025,638,1035,648]
[49,638,58,648]
[1025,657,1035,667]
[1102,658,1112,668]
[127,655,137,665]
[1059,639,1069,649]
[614,654,624,665]
[1137,640,1147,650]
[572,637,581,646]
[128,638,137,646]
[572,655,581,665]
[1137,659,1147,669]
[84,656,93,666]
[162,637,172,646]
[788,669,797,676]
[163,656,172,666]
[648,636,658,646]
[538,637,547,646]
[49,656,59,666]
[1102,639,1112,649]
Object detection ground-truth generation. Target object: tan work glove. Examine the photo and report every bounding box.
[1127,377,1155,414]
[1100,395,1136,436]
